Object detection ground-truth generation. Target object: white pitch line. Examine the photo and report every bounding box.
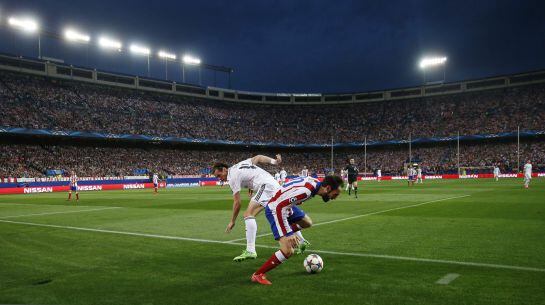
[436,273,460,285]
[0,219,237,244]
[0,202,118,208]
[1,219,544,273]
[0,207,122,219]
[226,194,471,242]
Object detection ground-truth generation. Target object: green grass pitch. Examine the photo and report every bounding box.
[1,178,544,305]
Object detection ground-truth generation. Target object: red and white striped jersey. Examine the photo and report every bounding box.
[268,176,320,208]
[70,174,78,187]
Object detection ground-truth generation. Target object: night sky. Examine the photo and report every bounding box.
[0,0,544,93]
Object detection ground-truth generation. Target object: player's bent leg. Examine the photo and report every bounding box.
[296,215,313,229]
[294,216,312,254]
[288,208,312,254]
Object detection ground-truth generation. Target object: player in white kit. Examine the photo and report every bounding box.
[300,166,309,177]
[274,172,281,185]
[416,166,423,184]
[339,169,348,190]
[407,166,416,187]
[523,160,532,189]
[279,168,287,185]
[212,155,309,262]
[376,169,382,182]
[493,165,500,181]
[153,173,159,194]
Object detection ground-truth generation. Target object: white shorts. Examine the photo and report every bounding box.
[251,184,280,207]
[524,174,532,180]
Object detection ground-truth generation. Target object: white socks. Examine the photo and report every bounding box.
[245,216,257,253]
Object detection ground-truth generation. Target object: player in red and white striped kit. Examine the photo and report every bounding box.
[67,172,79,202]
[251,175,343,285]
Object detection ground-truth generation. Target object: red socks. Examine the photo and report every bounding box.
[255,250,288,275]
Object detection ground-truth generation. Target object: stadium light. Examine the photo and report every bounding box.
[64,28,90,43]
[158,51,176,80]
[130,44,151,77]
[130,44,150,55]
[98,36,122,50]
[158,51,176,60]
[8,16,39,33]
[182,54,201,65]
[419,56,447,69]
[181,54,201,83]
[9,16,42,58]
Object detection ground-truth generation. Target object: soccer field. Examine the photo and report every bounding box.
[1,179,544,305]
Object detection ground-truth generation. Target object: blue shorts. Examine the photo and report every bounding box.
[154,183,158,188]
[70,186,77,191]
[265,205,306,240]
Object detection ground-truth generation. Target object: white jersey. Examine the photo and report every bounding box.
[417,168,422,177]
[376,169,381,177]
[493,167,500,175]
[524,163,532,176]
[153,174,159,184]
[280,170,287,180]
[301,169,309,177]
[227,159,280,206]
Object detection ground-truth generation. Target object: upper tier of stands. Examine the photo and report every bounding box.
[1,69,544,145]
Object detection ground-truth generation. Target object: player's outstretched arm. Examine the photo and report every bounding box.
[226,192,241,233]
[250,154,282,166]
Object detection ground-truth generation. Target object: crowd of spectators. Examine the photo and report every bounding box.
[1,140,543,178]
[1,71,544,144]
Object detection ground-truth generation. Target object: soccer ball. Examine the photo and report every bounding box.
[303,254,323,274]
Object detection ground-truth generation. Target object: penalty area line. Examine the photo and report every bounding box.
[226,194,471,243]
[1,218,544,273]
[0,207,122,219]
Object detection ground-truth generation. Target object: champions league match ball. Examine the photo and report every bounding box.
[303,254,323,274]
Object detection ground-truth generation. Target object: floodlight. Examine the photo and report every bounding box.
[419,56,447,69]
[99,36,122,50]
[130,44,150,56]
[64,28,90,43]
[8,16,39,33]
[158,51,176,60]
[182,54,201,65]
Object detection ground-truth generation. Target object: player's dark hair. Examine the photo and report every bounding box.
[321,175,344,190]
[211,162,229,172]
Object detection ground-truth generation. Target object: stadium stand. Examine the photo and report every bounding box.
[0,70,544,145]
[1,60,544,179]
[1,140,543,178]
